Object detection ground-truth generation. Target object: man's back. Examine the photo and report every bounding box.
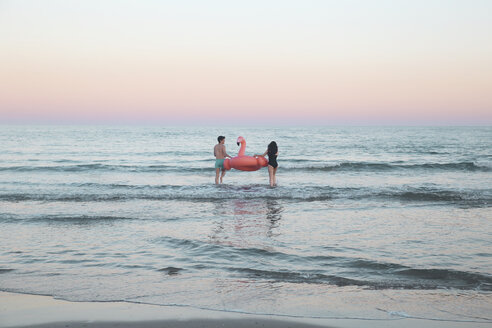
[214,144,226,159]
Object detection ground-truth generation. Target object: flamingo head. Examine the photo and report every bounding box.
[236,136,245,146]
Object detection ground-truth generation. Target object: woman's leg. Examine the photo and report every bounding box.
[273,166,278,186]
[268,165,274,187]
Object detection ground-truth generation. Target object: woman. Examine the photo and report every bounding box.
[255,141,278,187]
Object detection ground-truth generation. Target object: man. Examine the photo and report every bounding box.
[214,136,232,184]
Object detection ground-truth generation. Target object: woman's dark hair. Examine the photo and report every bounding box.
[267,141,278,156]
[217,136,225,143]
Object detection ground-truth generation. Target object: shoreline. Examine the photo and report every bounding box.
[1,291,490,328]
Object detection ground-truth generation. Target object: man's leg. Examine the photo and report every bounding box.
[215,168,220,184]
[220,168,226,184]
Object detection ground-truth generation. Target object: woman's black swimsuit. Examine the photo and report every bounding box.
[268,153,278,168]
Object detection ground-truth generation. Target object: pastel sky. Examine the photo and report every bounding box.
[1,0,491,125]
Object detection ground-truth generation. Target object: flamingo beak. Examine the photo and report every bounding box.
[237,142,240,146]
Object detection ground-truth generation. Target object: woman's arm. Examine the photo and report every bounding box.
[254,149,268,157]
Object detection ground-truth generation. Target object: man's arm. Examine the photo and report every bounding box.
[223,145,232,158]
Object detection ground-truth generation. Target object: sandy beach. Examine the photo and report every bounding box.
[2,291,491,328]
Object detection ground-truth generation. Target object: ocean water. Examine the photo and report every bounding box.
[0,125,491,323]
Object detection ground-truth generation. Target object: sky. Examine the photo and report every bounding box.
[0,0,491,125]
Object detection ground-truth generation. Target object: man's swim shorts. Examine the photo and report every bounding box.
[215,159,225,169]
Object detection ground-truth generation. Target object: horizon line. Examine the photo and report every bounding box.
[1,121,491,128]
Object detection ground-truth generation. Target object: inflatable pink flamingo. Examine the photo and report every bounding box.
[223,136,268,171]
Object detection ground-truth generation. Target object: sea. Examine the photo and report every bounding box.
[0,125,491,324]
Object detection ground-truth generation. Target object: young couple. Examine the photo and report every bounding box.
[214,136,279,186]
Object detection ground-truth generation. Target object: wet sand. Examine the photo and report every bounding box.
[0,292,489,328]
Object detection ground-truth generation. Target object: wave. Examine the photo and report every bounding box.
[154,236,492,291]
[281,161,491,172]
[0,161,489,173]
[157,267,184,275]
[393,268,492,290]
[0,215,137,224]
[0,213,185,224]
[227,267,492,290]
[0,164,211,173]
[0,185,489,207]
[228,267,366,286]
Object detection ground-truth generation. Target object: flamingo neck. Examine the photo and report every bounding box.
[238,141,246,156]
